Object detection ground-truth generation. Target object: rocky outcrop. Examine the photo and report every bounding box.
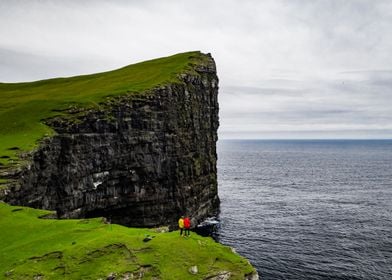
[4,53,219,228]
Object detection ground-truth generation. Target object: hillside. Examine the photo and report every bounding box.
[0,202,256,279]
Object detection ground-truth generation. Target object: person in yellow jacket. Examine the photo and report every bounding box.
[178,216,185,236]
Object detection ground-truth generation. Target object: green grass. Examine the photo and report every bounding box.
[0,202,255,279]
[0,51,206,166]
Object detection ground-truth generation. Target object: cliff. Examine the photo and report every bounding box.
[0,51,219,228]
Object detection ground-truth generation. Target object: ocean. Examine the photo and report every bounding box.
[216,140,392,280]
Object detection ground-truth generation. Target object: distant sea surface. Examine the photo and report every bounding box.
[216,140,392,280]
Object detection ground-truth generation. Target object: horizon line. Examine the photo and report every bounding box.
[218,138,392,141]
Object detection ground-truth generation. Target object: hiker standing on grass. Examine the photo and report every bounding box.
[178,216,185,236]
[184,216,191,237]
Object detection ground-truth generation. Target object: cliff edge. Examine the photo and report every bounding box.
[0,51,219,228]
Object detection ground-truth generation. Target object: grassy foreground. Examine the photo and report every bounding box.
[0,202,255,279]
[0,51,206,167]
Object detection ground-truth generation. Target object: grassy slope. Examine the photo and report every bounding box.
[0,51,203,166]
[0,203,254,279]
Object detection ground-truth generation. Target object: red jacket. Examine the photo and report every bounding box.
[184,217,191,229]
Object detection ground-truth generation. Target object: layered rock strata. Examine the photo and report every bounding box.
[4,54,220,227]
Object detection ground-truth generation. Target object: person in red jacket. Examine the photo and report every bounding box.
[184,216,191,236]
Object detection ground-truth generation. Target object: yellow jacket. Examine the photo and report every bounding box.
[178,218,184,229]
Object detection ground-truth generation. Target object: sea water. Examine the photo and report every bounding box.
[216,140,392,280]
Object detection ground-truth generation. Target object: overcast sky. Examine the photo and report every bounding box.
[1,0,392,139]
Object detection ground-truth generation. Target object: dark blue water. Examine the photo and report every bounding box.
[216,140,392,280]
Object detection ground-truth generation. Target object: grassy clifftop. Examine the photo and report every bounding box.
[0,202,255,279]
[0,51,208,167]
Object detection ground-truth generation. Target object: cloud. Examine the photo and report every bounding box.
[0,47,114,81]
[1,0,391,138]
[219,72,392,138]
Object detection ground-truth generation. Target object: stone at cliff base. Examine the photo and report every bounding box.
[205,271,231,280]
[188,265,198,275]
[106,272,117,280]
[244,271,260,280]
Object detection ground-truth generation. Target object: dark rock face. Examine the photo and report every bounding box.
[5,55,219,228]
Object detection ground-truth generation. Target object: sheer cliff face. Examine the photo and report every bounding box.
[5,55,219,227]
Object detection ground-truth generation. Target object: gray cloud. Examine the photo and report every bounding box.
[219,71,392,138]
[1,0,391,138]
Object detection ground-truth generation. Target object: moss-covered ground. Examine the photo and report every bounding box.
[0,51,207,167]
[0,202,254,279]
